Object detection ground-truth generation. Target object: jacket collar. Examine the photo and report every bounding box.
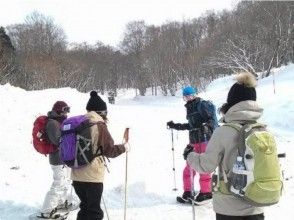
[223,100,263,123]
[85,111,104,123]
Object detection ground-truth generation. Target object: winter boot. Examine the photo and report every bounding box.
[56,200,72,210]
[194,192,212,205]
[176,191,195,204]
[39,208,60,219]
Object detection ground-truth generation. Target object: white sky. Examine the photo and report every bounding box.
[0,0,237,47]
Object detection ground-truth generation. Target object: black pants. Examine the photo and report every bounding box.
[216,213,264,220]
[73,181,104,220]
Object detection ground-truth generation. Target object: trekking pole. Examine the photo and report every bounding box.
[123,128,130,220]
[102,195,110,220]
[170,128,177,191]
[190,167,196,220]
[273,71,276,94]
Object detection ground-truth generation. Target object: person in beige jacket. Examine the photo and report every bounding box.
[71,91,126,220]
[183,72,265,220]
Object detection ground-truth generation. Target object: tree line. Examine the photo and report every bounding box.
[0,1,293,96]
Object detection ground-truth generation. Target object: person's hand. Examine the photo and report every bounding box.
[183,144,194,160]
[124,144,130,153]
[167,121,175,129]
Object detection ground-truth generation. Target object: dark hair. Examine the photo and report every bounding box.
[218,103,230,115]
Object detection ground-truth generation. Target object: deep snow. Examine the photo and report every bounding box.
[0,64,294,220]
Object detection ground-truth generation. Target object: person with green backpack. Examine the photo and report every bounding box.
[183,72,283,220]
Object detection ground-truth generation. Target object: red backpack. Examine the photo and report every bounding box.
[32,116,57,155]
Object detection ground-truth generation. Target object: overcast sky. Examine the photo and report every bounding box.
[0,0,237,47]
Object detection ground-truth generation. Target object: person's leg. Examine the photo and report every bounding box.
[73,181,87,220]
[41,165,66,213]
[245,214,265,220]
[199,173,212,193]
[216,213,265,220]
[64,167,79,206]
[194,142,211,193]
[183,163,196,192]
[216,213,243,220]
[86,182,104,220]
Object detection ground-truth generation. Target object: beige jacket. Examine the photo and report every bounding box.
[187,101,264,216]
[71,111,125,183]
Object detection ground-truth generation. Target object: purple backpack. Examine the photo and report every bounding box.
[60,115,101,168]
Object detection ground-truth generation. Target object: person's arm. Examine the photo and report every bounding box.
[167,121,190,130]
[45,120,61,146]
[98,123,126,158]
[186,127,224,173]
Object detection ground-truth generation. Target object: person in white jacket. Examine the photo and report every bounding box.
[183,72,265,220]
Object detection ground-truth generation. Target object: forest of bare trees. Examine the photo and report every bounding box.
[0,1,293,96]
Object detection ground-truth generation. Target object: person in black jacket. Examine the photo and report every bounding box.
[40,101,78,218]
[167,86,215,205]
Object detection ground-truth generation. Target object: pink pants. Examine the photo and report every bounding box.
[183,142,211,193]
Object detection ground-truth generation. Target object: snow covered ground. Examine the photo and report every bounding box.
[1,64,294,220]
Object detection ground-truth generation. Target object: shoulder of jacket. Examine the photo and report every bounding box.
[222,123,242,131]
[46,118,59,126]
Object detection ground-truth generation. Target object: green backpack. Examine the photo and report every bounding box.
[219,122,283,207]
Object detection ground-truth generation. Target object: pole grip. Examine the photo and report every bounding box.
[123,128,130,143]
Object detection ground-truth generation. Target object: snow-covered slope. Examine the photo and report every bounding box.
[0,64,294,219]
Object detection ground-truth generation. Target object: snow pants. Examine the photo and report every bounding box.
[73,181,104,220]
[216,213,264,220]
[41,165,77,213]
[183,142,211,193]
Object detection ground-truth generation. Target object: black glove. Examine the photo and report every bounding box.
[167,120,175,128]
[167,121,181,130]
[183,144,194,160]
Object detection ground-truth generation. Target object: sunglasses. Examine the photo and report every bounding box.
[61,106,70,113]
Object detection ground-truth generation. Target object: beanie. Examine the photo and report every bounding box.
[182,86,198,96]
[226,72,257,110]
[52,101,69,115]
[86,91,107,112]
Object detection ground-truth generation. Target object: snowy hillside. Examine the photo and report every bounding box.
[0,64,294,220]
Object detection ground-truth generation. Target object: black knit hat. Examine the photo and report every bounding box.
[86,91,107,112]
[226,72,257,110]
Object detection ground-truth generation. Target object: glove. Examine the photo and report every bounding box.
[183,144,194,160]
[124,144,130,153]
[167,120,175,128]
[167,121,181,129]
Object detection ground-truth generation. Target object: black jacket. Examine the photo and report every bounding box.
[175,98,213,143]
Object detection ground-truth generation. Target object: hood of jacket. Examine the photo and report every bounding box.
[85,111,104,123]
[47,110,67,123]
[222,100,263,124]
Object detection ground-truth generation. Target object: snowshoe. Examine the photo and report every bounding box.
[29,211,68,220]
[56,200,79,212]
[176,191,197,204]
[29,206,70,220]
[193,192,212,205]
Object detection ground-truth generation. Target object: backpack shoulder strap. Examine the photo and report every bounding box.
[224,122,263,157]
[196,99,204,117]
[223,123,246,157]
[95,121,106,155]
[197,99,212,120]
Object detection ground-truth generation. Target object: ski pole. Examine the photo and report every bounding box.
[170,128,177,191]
[190,166,195,220]
[123,128,130,220]
[102,195,110,220]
